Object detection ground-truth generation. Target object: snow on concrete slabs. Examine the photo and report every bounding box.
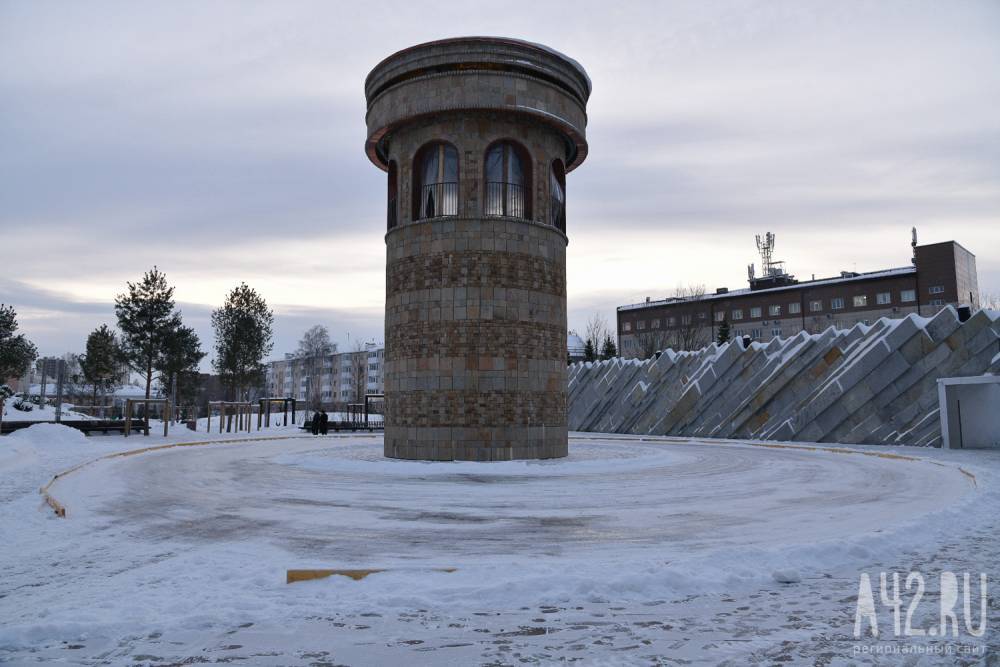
[570,308,1000,446]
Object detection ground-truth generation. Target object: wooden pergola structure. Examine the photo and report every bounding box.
[257,397,297,429]
[207,401,254,434]
[124,398,171,437]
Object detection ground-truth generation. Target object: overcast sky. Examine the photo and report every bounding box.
[2,0,998,366]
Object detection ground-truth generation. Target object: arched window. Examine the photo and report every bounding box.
[484,141,530,219]
[413,142,458,220]
[386,160,398,230]
[550,159,566,232]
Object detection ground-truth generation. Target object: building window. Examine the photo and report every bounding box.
[750,328,761,339]
[681,314,692,325]
[853,295,868,307]
[636,320,646,330]
[550,160,566,232]
[901,289,916,302]
[929,285,945,295]
[667,316,676,327]
[788,302,801,314]
[484,141,531,219]
[387,160,398,230]
[771,328,782,337]
[809,300,822,312]
[768,305,781,316]
[651,318,660,329]
[831,297,845,310]
[731,309,743,320]
[622,322,631,332]
[714,311,725,322]
[698,312,707,320]
[413,142,458,219]
[929,299,945,306]
[876,292,891,305]
[750,307,762,319]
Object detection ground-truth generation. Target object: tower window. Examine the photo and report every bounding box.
[550,160,566,232]
[387,160,398,230]
[484,141,531,219]
[413,142,458,220]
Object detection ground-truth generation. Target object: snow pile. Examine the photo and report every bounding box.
[0,424,88,470]
[7,422,89,447]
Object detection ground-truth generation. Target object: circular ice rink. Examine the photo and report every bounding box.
[6,432,991,665]
[58,435,971,562]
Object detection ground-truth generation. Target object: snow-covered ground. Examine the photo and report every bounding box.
[0,426,997,664]
[1,403,96,422]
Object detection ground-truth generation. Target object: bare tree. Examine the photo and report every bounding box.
[639,330,671,359]
[665,284,709,352]
[296,325,334,410]
[349,341,368,406]
[585,313,610,357]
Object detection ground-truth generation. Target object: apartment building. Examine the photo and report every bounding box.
[265,342,384,408]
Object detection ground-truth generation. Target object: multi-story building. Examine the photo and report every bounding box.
[617,235,980,358]
[265,342,385,409]
[366,343,384,396]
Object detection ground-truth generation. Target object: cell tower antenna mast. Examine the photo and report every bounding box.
[756,232,776,276]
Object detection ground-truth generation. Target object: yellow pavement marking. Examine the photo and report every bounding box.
[286,568,458,584]
[39,432,366,518]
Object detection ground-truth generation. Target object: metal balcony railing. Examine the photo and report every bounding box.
[417,182,458,219]
[485,181,527,219]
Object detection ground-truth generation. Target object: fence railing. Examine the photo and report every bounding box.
[417,182,458,219]
[485,181,527,219]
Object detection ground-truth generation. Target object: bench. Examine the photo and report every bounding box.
[300,419,385,433]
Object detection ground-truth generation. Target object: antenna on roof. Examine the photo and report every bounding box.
[755,232,786,277]
[911,227,918,265]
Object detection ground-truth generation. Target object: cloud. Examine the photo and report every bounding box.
[0,277,383,368]
[0,0,998,355]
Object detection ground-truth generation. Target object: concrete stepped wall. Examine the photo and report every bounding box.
[568,308,1000,446]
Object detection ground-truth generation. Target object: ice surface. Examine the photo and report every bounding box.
[1,427,997,663]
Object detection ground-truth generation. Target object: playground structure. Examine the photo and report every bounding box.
[303,394,385,433]
[341,393,386,428]
[207,401,255,434]
[257,397,297,428]
[124,398,172,437]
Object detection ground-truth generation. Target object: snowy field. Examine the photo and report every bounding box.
[1,425,997,664]
[1,403,95,422]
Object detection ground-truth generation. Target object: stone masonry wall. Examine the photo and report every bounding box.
[568,308,1000,446]
[385,217,568,460]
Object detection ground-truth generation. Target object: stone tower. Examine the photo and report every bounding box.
[365,37,590,461]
